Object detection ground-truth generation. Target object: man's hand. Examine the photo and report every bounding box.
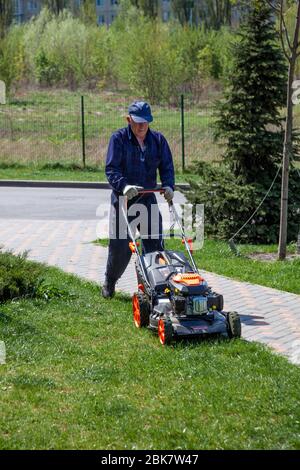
[123,185,144,200]
[162,186,174,203]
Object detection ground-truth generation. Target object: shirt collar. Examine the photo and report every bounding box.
[127,125,151,144]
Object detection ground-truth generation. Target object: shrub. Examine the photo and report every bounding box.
[0,5,236,99]
[34,48,61,86]
[23,7,109,89]
[198,44,221,80]
[185,162,300,244]
[0,25,26,92]
[111,12,185,103]
[0,250,45,302]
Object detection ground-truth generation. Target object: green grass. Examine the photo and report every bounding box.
[0,88,222,167]
[0,261,299,449]
[0,162,107,182]
[193,239,300,295]
[0,162,198,184]
[96,238,300,295]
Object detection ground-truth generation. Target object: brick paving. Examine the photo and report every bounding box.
[0,218,300,365]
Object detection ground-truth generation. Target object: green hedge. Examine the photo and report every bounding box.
[0,250,45,302]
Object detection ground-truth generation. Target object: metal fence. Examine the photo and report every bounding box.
[0,91,224,170]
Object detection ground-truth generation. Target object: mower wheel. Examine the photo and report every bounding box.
[227,311,242,339]
[132,292,150,328]
[158,318,173,345]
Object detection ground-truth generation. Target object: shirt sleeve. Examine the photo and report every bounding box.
[105,133,128,194]
[158,134,175,190]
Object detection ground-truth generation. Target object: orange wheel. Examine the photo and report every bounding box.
[133,293,141,328]
[158,319,166,344]
[158,319,172,345]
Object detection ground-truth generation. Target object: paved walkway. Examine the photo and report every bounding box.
[1,218,300,365]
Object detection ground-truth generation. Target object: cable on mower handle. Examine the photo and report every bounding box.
[137,188,166,195]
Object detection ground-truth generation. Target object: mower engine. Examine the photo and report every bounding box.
[168,272,223,318]
[169,273,209,317]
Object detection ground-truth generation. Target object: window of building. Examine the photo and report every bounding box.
[163,11,170,22]
[13,0,21,13]
[27,1,38,9]
[98,15,105,25]
[96,0,104,6]
[111,0,118,5]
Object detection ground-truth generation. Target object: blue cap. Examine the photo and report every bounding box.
[128,101,153,123]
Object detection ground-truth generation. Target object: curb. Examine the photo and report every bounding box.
[0,180,191,191]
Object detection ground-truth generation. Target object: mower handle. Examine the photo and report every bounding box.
[137,188,166,194]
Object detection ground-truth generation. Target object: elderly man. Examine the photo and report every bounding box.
[102,101,175,298]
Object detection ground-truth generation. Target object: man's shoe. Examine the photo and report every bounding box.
[101,278,116,299]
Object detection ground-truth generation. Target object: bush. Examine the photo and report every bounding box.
[0,250,46,302]
[0,25,26,92]
[198,44,221,80]
[23,8,109,89]
[185,162,300,244]
[0,5,236,99]
[34,48,61,86]
[111,11,185,103]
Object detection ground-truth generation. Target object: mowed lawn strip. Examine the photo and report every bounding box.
[96,238,300,296]
[0,163,198,184]
[0,262,299,449]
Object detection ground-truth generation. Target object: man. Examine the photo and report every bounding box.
[102,101,175,298]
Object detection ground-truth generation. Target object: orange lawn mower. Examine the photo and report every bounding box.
[123,189,241,345]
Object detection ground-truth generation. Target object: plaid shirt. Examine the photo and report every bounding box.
[105,125,175,195]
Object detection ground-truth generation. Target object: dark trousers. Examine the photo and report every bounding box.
[105,193,164,283]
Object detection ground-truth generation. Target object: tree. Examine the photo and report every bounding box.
[266,0,300,260]
[172,0,234,28]
[79,0,97,24]
[42,1,69,15]
[0,0,12,38]
[215,0,287,183]
[198,0,233,29]
[128,0,158,18]
[171,0,194,24]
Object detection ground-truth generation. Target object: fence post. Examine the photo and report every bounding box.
[81,95,86,168]
[181,94,185,172]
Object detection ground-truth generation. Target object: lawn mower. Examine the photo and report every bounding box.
[123,189,241,345]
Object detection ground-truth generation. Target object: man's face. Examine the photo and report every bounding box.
[127,116,149,141]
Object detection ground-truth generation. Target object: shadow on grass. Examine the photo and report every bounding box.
[171,333,232,349]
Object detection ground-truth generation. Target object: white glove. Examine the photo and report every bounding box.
[123,185,144,200]
[163,186,174,203]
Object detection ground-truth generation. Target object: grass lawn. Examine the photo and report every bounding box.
[0,162,199,184]
[0,163,107,182]
[192,240,300,296]
[0,89,221,168]
[96,238,300,295]
[0,260,299,450]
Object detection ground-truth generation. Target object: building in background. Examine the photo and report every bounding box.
[96,0,119,26]
[11,1,239,27]
[12,0,41,24]
[96,0,172,26]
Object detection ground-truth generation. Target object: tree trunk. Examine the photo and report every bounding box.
[278,60,295,260]
[278,0,300,260]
